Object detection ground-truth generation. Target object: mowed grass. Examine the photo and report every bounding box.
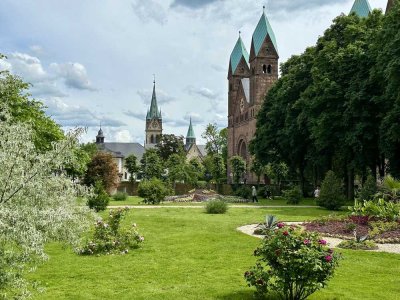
[108,196,319,207]
[31,207,400,300]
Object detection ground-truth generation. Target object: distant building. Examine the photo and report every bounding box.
[185,118,207,162]
[145,80,162,149]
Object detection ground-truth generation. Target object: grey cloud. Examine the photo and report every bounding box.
[131,0,168,25]
[50,62,96,91]
[124,110,145,120]
[137,89,175,105]
[170,0,221,9]
[211,64,226,73]
[30,82,68,98]
[183,112,203,124]
[269,0,349,13]
[8,52,48,83]
[185,85,218,100]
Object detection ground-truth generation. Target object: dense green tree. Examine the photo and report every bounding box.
[202,123,226,155]
[250,159,266,187]
[65,143,97,181]
[265,162,289,192]
[156,134,185,162]
[229,156,246,187]
[166,153,198,188]
[125,154,140,184]
[140,148,164,180]
[83,152,120,194]
[0,55,64,151]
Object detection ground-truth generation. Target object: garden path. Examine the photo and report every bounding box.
[237,223,400,254]
[108,205,319,209]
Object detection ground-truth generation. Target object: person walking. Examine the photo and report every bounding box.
[252,186,258,203]
[314,186,320,198]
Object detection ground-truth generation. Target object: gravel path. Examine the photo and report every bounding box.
[108,205,318,209]
[237,223,400,255]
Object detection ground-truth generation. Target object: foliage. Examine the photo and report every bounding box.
[254,215,279,235]
[87,181,110,212]
[125,154,139,184]
[83,152,119,194]
[283,186,302,205]
[64,143,96,181]
[265,162,288,190]
[201,123,226,155]
[229,156,246,186]
[205,199,228,214]
[250,159,265,185]
[167,154,199,186]
[369,221,399,238]
[204,154,226,186]
[155,134,185,162]
[137,178,171,204]
[245,224,341,300]
[113,192,128,201]
[140,148,164,180]
[0,59,64,151]
[358,175,377,201]
[376,175,400,202]
[337,240,378,250]
[0,110,92,298]
[318,171,346,210]
[234,185,252,199]
[78,208,143,255]
[349,199,400,221]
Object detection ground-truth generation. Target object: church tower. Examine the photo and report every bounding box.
[350,0,372,17]
[96,127,104,144]
[185,118,196,150]
[386,0,396,13]
[145,79,162,148]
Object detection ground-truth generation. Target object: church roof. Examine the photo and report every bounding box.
[186,118,196,139]
[230,36,249,74]
[350,0,372,17]
[96,128,104,138]
[98,143,145,160]
[386,0,396,13]
[252,10,278,56]
[147,81,162,120]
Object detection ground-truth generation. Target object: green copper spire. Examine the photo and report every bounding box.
[350,0,372,17]
[252,7,278,56]
[186,118,196,139]
[230,33,249,74]
[147,80,162,120]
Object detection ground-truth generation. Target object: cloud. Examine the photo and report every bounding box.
[170,0,221,9]
[50,62,96,91]
[29,45,44,56]
[113,129,133,143]
[184,112,203,123]
[124,110,145,120]
[185,85,218,100]
[8,52,47,83]
[131,0,168,25]
[0,59,11,72]
[137,88,175,105]
[30,82,68,98]
[268,0,349,13]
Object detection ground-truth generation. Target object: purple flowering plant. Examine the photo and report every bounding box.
[245,225,341,300]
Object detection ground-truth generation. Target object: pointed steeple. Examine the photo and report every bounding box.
[251,7,278,56]
[230,32,250,74]
[147,79,162,120]
[185,118,196,149]
[350,0,372,18]
[96,124,104,144]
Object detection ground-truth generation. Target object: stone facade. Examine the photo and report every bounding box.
[227,11,279,183]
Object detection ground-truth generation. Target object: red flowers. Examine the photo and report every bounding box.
[325,255,333,262]
[277,222,285,228]
[318,239,327,245]
[283,231,289,236]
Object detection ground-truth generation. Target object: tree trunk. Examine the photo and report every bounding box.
[347,167,355,201]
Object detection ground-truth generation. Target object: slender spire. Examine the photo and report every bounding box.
[350,0,372,18]
[186,117,196,139]
[230,33,250,74]
[252,7,278,56]
[386,0,396,13]
[147,78,161,120]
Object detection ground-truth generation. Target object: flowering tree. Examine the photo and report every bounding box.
[0,110,92,299]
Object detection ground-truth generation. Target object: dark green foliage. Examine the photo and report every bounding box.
[337,240,378,250]
[205,199,228,214]
[283,186,302,205]
[318,171,346,210]
[234,185,252,199]
[358,175,377,201]
[155,134,185,162]
[137,178,171,204]
[87,181,110,212]
[140,149,164,180]
[125,154,139,183]
[229,156,246,186]
[195,181,207,189]
[113,192,128,201]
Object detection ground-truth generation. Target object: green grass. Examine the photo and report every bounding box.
[30,207,399,300]
[108,196,319,207]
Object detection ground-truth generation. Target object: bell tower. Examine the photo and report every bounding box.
[145,78,162,148]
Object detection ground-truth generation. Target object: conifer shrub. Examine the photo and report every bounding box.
[358,175,377,201]
[113,192,128,201]
[283,186,302,204]
[317,171,346,210]
[234,185,252,199]
[87,181,110,212]
[138,178,171,204]
[205,199,228,214]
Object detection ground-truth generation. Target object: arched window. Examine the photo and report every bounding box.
[263,64,267,74]
[240,67,244,73]
[267,65,272,74]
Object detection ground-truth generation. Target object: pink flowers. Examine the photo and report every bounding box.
[283,231,289,236]
[303,239,310,245]
[318,239,327,245]
[277,222,285,228]
[325,255,333,262]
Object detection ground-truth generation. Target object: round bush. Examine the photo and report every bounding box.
[113,192,128,201]
[87,181,110,212]
[137,178,171,204]
[245,224,341,300]
[205,199,228,214]
[283,186,302,204]
[318,171,346,210]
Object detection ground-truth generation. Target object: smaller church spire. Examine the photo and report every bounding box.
[96,124,104,144]
[185,118,196,149]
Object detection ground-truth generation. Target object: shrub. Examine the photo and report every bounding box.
[113,192,128,201]
[137,178,171,204]
[87,181,110,212]
[337,240,378,250]
[358,175,377,201]
[78,208,143,255]
[196,181,207,189]
[349,198,400,221]
[245,225,341,300]
[282,186,302,204]
[317,171,346,210]
[254,215,280,235]
[205,199,228,214]
[369,221,399,237]
[234,185,252,199]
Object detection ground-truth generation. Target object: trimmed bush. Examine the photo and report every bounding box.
[196,181,207,189]
[358,175,377,201]
[205,199,228,214]
[234,185,252,199]
[245,224,341,300]
[138,178,171,204]
[283,186,302,204]
[113,192,128,201]
[317,171,346,210]
[87,181,110,212]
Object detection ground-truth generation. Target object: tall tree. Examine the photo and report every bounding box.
[155,134,185,162]
[140,148,164,180]
[229,156,247,187]
[202,123,226,155]
[125,154,140,184]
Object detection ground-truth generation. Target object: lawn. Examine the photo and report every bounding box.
[30,207,400,300]
[108,196,319,207]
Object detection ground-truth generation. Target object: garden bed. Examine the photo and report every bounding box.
[164,189,248,203]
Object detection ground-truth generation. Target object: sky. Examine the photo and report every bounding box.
[0,0,388,145]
